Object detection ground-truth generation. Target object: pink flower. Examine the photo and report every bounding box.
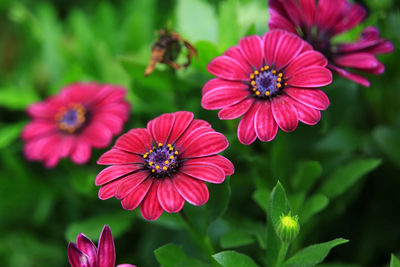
[96,111,234,221]
[268,0,394,87]
[202,30,332,144]
[67,225,136,267]
[21,83,130,168]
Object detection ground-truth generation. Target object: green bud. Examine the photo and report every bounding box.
[275,212,300,243]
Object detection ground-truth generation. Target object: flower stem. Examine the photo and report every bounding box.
[275,242,289,267]
[178,210,220,266]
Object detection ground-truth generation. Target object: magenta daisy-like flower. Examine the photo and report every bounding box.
[68,225,136,267]
[268,0,394,87]
[202,30,332,144]
[21,83,130,168]
[96,111,234,221]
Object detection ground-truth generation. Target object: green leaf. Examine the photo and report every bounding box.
[207,178,231,222]
[373,126,400,166]
[0,87,39,110]
[291,161,322,193]
[218,0,239,50]
[252,187,271,212]
[220,230,255,249]
[270,137,295,181]
[283,238,349,267]
[300,194,329,224]
[154,243,209,267]
[319,158,381,199]
[0,122,25,149]
[213,251,260,267]
[65,211,134,242]
[391,254,400,267]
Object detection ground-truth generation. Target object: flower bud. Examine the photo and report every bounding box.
[275,212,300,243]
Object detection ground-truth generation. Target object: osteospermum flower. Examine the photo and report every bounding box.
[22,83,130,168]
[67,225,136,267]
[96,111,234,221]
[202,30,332,144]
[268,0,394,87]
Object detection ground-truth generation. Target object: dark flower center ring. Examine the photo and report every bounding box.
[55,103,87,133]
[249,65,288,99]
[143,143,180,178]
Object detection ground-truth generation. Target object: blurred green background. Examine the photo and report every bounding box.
[0,0,399,266]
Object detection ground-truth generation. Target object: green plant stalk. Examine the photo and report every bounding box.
[178,210,220,266]
[275,241,289,267]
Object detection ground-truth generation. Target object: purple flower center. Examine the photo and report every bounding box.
[143,143,180,178]
[55,103,87,133]
[249,66,287,99]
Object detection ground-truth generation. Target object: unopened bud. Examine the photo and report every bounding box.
[275,212,300,243]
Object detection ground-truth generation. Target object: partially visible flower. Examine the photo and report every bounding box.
[67,225,136,267]
[96,111,234,221]
[21,83,130,168]
[268,0,394,87]
[202,30,332,144]
[275,212,300,243]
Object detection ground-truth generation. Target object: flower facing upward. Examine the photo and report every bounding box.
[96,111,234,221]
[202,30,332,144]
[268,0,394,87]
[67,225,136,267]
[21,83,130,168]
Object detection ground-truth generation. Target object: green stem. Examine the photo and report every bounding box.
[275,242,289,267]
[178,211,220,266]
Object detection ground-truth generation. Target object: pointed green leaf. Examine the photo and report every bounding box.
[391,254,400,267]
[268,181,291,227]
[291,161,322,193]
[208,178,231,222]
[154,243,209,267]
[252,187,271,212]
[220,230,255,249]
[283,238,349,267]
[300,194,329,223]
[218,0,239,50]
[213,251,260,267]
[373,126,400,166]
[0,122,25,149]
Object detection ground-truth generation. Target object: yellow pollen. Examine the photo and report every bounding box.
[164,160,169,164]
[272,70,277,74]
[284,82,288,86]
[143,154,148,158]
[167,144,171,147]
[169,155,174,160]
[254,70,259,75]
[265,65,269,70]
[278,73,283,77]
[149,150,153,153]
[156,165,160,170]
[152,169,155,173]
[261,67,265,71]
[252,87,256,92]
[162,166,168,171]
[250,74,254,79]
[149,161,154,166]
[175,151,179,155]
[277,83,282,88]
[251,81,256,86]
[255,91,261,96]
[169,147,173,151]
[158,143,163,147]
[277,78,282,82]
[265,91,270,96]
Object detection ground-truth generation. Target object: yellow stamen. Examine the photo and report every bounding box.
[162,166,168,171]
[143,154,148,159]
[175,151,179,155]
[152,169,155,173]
[272,70,277,74]
[252,87,257,92]
[165,160,169,164]
[169,147,173,151]
[254,70,259,75]
[169,155,174,160]
[156,165,160,170]
[256,91,261,96]
[277,78,282,82]
[149,150,153,153]
[284,82,288,86]
[265,91,270,96]
[278,73,283,77]
[149,161,154,166]
[167,144,171,147]
[261,67,265,71]
[251,81,256,86]
[265,65,269,70]
[250,74,255,79]
[158,143,163,147]
[277,83,282,88]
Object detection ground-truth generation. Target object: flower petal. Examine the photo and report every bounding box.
[285,51,328,77]
[185,155,234,176]
[97,149,143,165]
[202,81,249,110]
[95,165,143,186]
[274,32,304,70]
[224,46,253,74]
[121,178,153,210]
[157,178,185,213]
[287,66,332,87]
[76,234,97,267]
[115,129,152,154]
[167,111,194,144]
[284,87,330,110]
[21,121,57,140]
[140,181,163,221]
[172,173,209,206]
[271,96,298,132]
[68,243,89,267]
[218,98,254,120]
[328,64,370,87]
[82,122,113,148]
[239,35,264,69]
[334,53,379,69]
[115,171,150,199]
[285,96,322,125]
[98,179,122,200]
[71,141,91,164]
[207,56,250,81]
[263,30,283,66]
[181,162,226,184]
[147,113,175,145]
[299,0,316,28]
[237,101,261,145]
[181,132,229,158]
[97,225,116,267]
[254,101,278,142]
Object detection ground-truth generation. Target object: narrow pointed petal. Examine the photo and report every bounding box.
[202,83,249,110]
[181,163,226,184]
[173,173,209,206]
[328,64,370,87]
[334,53,379,69]
[237,101,261,145]
[285,96,321,125]
[21,121,57,140]
[121,178,153,210]
[271,96,298,132]
[263,30,283,66]
[274,33,304,70]
[287,66,332,87]
[299,0,316,27]
[95,165,142,186]
[147,113,175,144]
[140,181,163,220]
[185,155,234,176]
[269,9,298,34]
[285,51,327,77]
[115,171,150,199]
[181,132,229,158]
[224,46,253,74]
[115,129,152,154]
[254,101,278,142]
[239,35,264,69]
[97,225,116,267]
[167,111,194,144]
[97,149,143,165]
[207,56,250,81]
[68,243,89,267]
[71,141,91,165]
[76,234,97,267]
[284,87,330,110]
[157,178,185,213]
[116,265,137,267]
[83,122,113,148]
[98,179,122,200]
[218,98,254,120]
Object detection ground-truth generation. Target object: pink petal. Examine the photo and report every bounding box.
[71,141,91,164]
[202,81,249,110]
[207,56,250,81]
[287,66,332,87]
[237,101,261,145]
[176,127,214,152]
[68,243,89,267]
[284,87,330,110]
[239,35,264,69]
[92,113,124,135]
[115,171,150,199]
[115,128,152,154]
[254,101,278,142]
[263,30,283,66]
[83,122,113,148]
[58,136,76,158]
[285,96,321,125]
[140,181,163,221]
[334,53,379,69]
[21,121,57,140]
[224,46,253,74]
[95,165,143,186]
[166,111,194,144]
[271,96,298,132]
[299,0,316,27]
[268,9,298,34]
[121,178,153,210]
[362,62,385,74]
[97,149,144,165]
[202,78,248,96]
[181,132,229,158]
[181,162,226,184]
[328,64,370,87]
[157,178,185,213]
[274,32,304,70]
[172,173,209,206]
[185,155,234,176]
[76,234,97,267]
[147,113,175,144]
[285,51,328,77]
[116,265,137,267]
[97,225,116,267]
[333,3,367,35]
[218,98,254,120]
[98,179,122,200]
